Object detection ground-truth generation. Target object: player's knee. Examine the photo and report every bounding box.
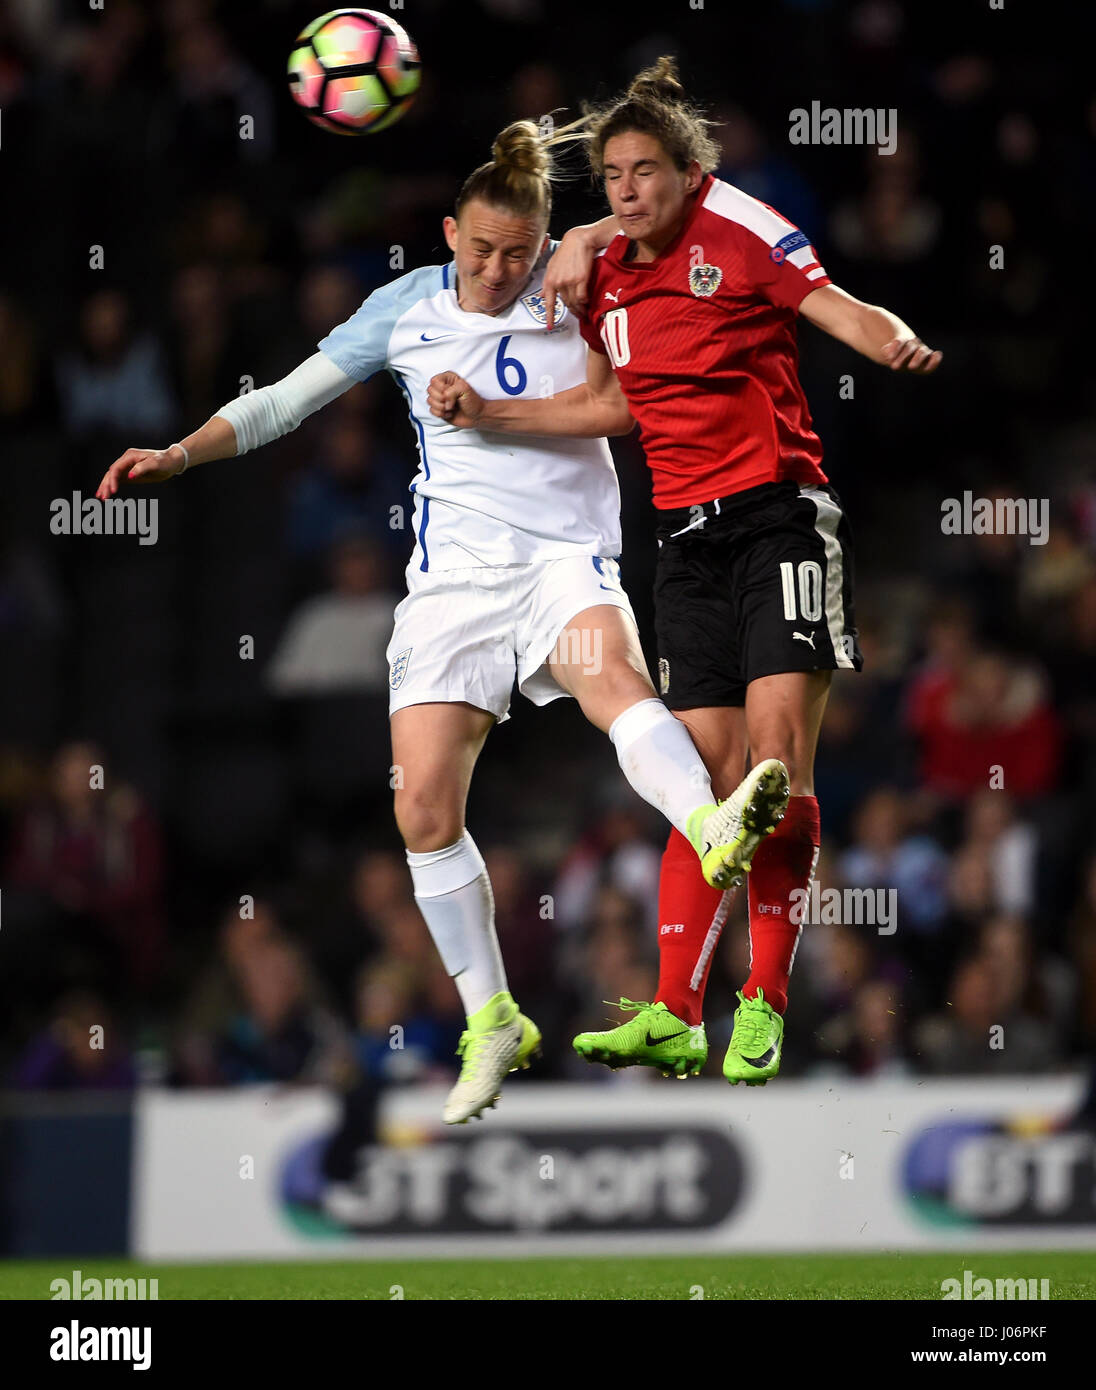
[585,657,655,715]
[393,790,462,853]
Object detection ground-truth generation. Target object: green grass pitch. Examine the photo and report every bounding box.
[2,1252,1094,1300]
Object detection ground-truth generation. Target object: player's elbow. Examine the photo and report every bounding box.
[594,395,634,437]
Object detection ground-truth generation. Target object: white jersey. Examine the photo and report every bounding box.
[318,247,621,573]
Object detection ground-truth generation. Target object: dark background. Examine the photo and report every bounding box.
[0,0,1093,1095]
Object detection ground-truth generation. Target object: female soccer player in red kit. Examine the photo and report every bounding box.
[429,59,941,1085]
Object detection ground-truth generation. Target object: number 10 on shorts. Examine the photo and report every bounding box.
[779,559,823,623]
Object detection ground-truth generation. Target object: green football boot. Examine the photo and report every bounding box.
[722,988,784,1086]
[443,991,541,1124]
[685,758,791,891]
[573,999,708,1078]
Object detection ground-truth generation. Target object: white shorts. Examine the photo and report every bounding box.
[385,554,637,721]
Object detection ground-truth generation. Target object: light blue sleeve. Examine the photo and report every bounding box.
[317,263,447,381]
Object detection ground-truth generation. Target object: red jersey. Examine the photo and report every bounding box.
[580,174,831,510]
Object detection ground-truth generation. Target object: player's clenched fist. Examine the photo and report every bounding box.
[881,338,942,374]
[427,372,485,429]
[96,446,185,500]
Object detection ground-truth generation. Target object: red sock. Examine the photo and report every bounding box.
[743,795,820,1015]
[654,827,732,1025]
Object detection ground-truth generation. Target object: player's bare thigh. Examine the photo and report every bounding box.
[548,604,655,733]
[390,701,495,852]
[676,671,830,799]
[671,706,747,800]
[746,670,831,796]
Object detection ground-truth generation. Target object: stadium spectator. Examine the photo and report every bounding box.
[552,799,662,935]
[830,136,943,265]
[959,790,1039,917]
[5,740,167,996]
[172,900,347,1087]
[561,886,657,1077]
[167,263,237,423]
[913,952,1063,1075]
[285,409,409,584]
[267,533,398,695]
[8,988,137,1091]
[814,979,914,1079]
[838,786,951,930]
[170,192,286,328]
[907,648,1062,801]
[713,102,821,239]
[482,846,556,1005]
[1019,521,1093,630]
[54,290,177,443]
[213,934,351,1085]
[353,958,455,1083]
[303,845,410,1013]
[977,913,1074,1036]
[149,17,274,168]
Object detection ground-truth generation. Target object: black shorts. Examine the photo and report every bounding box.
[653,480,863,708]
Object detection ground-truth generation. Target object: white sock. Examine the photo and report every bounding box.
[608,698,714,838]
[406,831,508,1017]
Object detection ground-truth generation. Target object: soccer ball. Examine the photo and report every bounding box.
[288,9,420,135]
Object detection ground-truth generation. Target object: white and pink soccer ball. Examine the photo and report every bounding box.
[288,9,421,135]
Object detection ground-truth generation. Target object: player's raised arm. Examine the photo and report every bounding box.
[542,214,619,328]
[95,352,357,499]
[427,346,633,438]
[799,284,942,373]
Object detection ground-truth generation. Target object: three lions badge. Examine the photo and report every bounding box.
[521,291,568,327]
[688,263,722,298]
[389,648,412,690]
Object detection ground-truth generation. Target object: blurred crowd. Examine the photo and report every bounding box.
[1,0,1094,1091]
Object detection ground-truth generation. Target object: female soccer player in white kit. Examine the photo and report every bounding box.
[96,121,788,1123]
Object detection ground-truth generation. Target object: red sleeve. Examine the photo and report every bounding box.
[742,222,831,311]
[579,259,607,353]
[580,312,606,354]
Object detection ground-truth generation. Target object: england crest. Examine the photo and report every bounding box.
[389,648,412,690]
[520,290,568,326]
[688,263,722,298]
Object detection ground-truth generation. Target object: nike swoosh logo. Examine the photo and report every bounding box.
[743,1045,778,1068]
[420,333,454,342]
[646,1028,690,1048]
